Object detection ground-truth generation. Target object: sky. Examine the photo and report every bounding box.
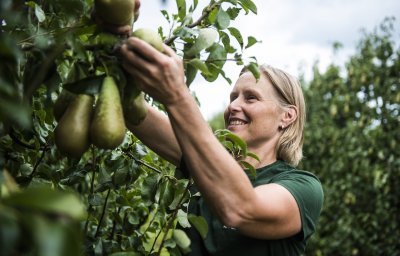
[134,0,400,120]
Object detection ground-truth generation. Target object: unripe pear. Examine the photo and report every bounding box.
[123,81,147,125]
[132,28,164,52]
[173,229,191,254]
[90,76,126,149]
[95,0,135,26]
[55,94,94,158]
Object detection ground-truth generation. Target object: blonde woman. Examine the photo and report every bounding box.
[98,1,324,254]
[121,35,323,254]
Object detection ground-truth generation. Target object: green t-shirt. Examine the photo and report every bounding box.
[185,160,324,256]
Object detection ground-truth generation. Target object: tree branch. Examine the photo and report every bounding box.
[164,0,223,46]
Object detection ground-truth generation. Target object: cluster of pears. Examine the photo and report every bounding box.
[54,76,126,158]
[53,0,165,158]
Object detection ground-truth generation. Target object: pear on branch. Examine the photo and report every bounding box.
[90,76,126,149]
[123,79,148,126]
[94,0,135,26]
[121,28,164,125]
[55,94,94,158]
[132,28,164,52]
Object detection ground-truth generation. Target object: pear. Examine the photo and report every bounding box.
[53,89,76,122]
[123,80,148,125]
[90,76,126,149]
[132,28,164,52]
[55,94,94,158]
[95,0,135,26]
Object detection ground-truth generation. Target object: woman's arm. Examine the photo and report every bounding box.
[120,37,301,239]
[125,101,182,166]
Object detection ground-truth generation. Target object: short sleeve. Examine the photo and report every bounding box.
[274,172,324,240]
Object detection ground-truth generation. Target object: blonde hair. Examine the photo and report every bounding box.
[259,64,306,166]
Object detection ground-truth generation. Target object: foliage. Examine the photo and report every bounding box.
[0,0,259,255]
[208,111,225,131]
[301,17,400,256]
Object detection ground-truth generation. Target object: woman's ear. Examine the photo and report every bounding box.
[280,105,298,129]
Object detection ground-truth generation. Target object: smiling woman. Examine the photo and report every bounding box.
[95,0,324,254]
[120,37,324,253]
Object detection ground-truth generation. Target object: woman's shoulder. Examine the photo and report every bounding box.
[254,160,323,196]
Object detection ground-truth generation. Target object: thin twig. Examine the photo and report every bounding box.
[95,188,111,238]
[28,144,49,180]
[84,147,97,235]
[122,150,162,174]
[164,0,223,46]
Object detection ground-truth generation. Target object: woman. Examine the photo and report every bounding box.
[98,1,324,254]
[120,39,323,255]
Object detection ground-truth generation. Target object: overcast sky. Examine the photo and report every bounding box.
[135,0,400,120]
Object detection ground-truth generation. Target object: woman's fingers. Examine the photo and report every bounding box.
[125,37,167,64]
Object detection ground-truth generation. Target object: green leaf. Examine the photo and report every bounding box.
[176,209,191,228]
[239,160,257,178]
[203,43,227,82]
[227,27,244,49]
[246,62,260,81]
[3,186,86,220]
[188,58,211,76]
[224,131,247,152]
[216,9,230,29]
[245,36,259,49]
[246,151,260,162]
[238,0,258,14]
[226,7,241,20]
[110,252,142,256]
[185,63,198,87]
[220,31,236,53]
[188,214,208,239]
[176,0,187,20]
[207,7,219,24]
[29,215,81,256]
[63,75,105,95]
[34,3,46,22]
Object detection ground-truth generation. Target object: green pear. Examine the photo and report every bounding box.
[122,28,162,125]
[55,94,94,158]
[53,89,76,122]
[123,80,148,125]
[132,28,164,52]
[90,76,126,149]
[95,0,135,26]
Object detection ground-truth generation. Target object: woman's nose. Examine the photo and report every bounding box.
[228,97,242,112]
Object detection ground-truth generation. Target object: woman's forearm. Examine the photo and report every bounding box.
[166,93,257,225]
[126,102,181,165]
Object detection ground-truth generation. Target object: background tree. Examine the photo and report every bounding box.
[301,17,400,256]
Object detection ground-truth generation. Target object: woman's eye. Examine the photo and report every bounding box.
[246,95,257,101]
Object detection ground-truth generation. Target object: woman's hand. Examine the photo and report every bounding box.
[92,0,141,36]
[120,37,188,107]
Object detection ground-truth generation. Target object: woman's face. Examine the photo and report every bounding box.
[223,72,284,149]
